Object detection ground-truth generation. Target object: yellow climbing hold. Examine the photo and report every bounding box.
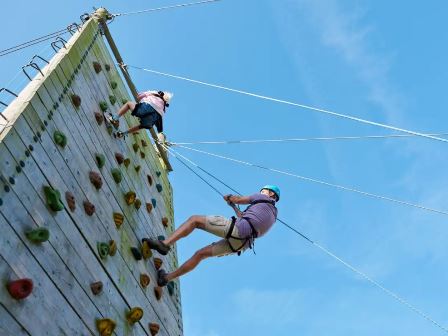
[96,318,116,336]
[126,307,144,324]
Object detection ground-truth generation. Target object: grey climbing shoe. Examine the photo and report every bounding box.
[105,112,120,129]
[141,238,171,255]
[114,131,126,139]
[157,269,168,287]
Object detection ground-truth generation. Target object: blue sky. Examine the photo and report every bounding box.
[2,1,448,335]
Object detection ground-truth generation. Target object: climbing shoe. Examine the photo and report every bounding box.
[114,131,126,139]
[105,113,120,129]
[157,269,168,287]
[141,238,171,256]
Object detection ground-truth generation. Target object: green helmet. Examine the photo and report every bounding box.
[261,185,280,201]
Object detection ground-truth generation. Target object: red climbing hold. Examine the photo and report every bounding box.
[94,112,103,125]
[146,203,153,214]
[93,61,102,73]
[149,323,160,336]
[115,152,124,165]
[71,94,81,108]
[90,281,103,295]
[89,171,103,189]
[65,191,76,211]
[7,278,33,300]
[83,200,95,216]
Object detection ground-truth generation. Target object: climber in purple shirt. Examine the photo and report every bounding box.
[142,185,280,286]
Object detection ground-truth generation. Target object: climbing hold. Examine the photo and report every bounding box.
[140,151,145,159]
[110,81,117,89]
[123,158,130,168]
[93,61,102,73]
[109,95,116,105]
[149,323,160,336]
[4,185,10,192]
[105,64,111,71]
[156,184,163,192]
[44,186,64,211]
[113,212,124,229]
[134,165,141,173]
[142,241,153,259]
[0,198,3,206]
[109,240,117,256]
[131,247,142,261]
[19,160,25,168]
[124,191,136,205]
[156,171,161,177]
[153,257,163,270]
[151,198,157,208]
[90,281,103,295]
[167,282,175,296]
[162,217,169,228]
[83,200,95,216]
[154,286,163,301]
[140,274,150,288]
[25,227,50,243]
[141,139,148,147]
[96,318,116,336]
[65,191,76,212]
[115,153,124,165]
[111,168,122,184]
[7,279,33,300]
[95,154,105,168]
[94,111,103,125]
[132,143,139,152]
[134,199,141,210]
[145,203,153,214]
[106,124,113,135]
[121,98,128,105]
[126,307,143,324]
[147,175,153,186]
[97,242,110,259]
[89,171,103,190]
[71,94,81,108]
[53,130,67,148]
[99,101,108,112]
[157,235,165,241]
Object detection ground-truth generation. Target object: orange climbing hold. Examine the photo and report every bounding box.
[153,257,163,270]
[65,191,76,211]
[90,281,103,295]
[7,278,33,300]
[113,212,124,229]
[109,240,117,256]
[162,217,169,228]
[126,307,144,324]
[149,323,160,336]
[140,274,150,288]
[124,191,136,205]
[154,286,163,301]
[94,111,103,125]
[96,318,116,336]
[146,203,153,214]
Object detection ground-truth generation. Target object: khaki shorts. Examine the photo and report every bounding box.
[203,215,250,257]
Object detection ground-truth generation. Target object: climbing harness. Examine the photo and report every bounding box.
[226,198,277,256]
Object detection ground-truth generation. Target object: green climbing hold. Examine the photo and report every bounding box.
[105,64,111,71]
[156,171,161,177]
[96,154,105,168]
[131,247,142,260]
[167,282,175,296]
[109,95,116,105]
[97,242,110,259]
[110,81,117,89]
[121,98,128,105]
[25,227,50,243]
[53,130,67,148]
[156,184,163,192]
[99,101,108,112]
[111,168,122,184]
[132,143,139,152]
[44,186,64,211]
[151,198,156,208]
[134,165,141,173]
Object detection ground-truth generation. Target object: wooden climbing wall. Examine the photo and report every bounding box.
[0,15,182,336]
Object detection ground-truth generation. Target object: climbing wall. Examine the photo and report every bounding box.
[0,15,182,336]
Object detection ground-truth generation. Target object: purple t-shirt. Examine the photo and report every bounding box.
[235,193,277,238]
